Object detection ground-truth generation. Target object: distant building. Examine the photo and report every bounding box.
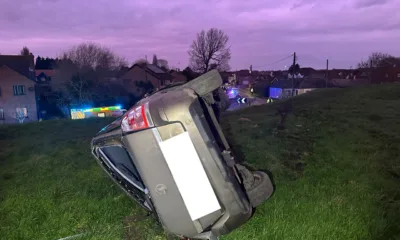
[35,69,55,83]
[170,70,188,83]
[270,77,335,99]
[0,55,38,124]
[119,64,173,95]
[371,66,400,84]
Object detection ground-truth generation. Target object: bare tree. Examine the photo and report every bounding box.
[55,42,127,106]
[20,46,31,56]
[358,52,400,68]
[188,28,231,73]
[61,42,127,70]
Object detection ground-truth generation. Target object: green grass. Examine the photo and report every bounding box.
[1,84,400,239]
[222,84,400,240]
[0,119,164,240]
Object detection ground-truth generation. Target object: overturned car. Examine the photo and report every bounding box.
[91,70,273,240]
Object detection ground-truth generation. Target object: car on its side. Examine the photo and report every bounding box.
[91,70,273,240]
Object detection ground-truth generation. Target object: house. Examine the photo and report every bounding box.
[35,69,55,83]
[181,67,200,81]
[119,64,173,95]
[331,77,371,87]
[169,70,188,83]
[237,75,255,87]
[371,66,400,84]
[299,67,327,79]
[35,69,54,100]
[269,77,334,99]
[269,78,293,99]
[219,71,233,84]
[0,55,38,124]
[236,69,251,77]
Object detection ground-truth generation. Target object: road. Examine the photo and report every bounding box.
[226,86,268,111]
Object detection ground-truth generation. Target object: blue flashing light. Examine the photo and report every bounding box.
[116,105,122,110]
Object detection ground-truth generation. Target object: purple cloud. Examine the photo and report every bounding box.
[354,0,391,8]
[0,0,399,70]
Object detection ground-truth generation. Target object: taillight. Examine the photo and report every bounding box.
[121,102,153,132]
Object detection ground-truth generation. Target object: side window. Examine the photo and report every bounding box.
[100,146,145,190]
[13,85,26,95]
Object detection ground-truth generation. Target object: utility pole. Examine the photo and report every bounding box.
[326,59,329,88]
[370,59,373,83]
[291,52,296,96]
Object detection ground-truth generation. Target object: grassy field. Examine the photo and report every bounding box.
[0,119,164,240]
[1,84,400,239]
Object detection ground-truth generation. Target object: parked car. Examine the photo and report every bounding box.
[91,70,274,240]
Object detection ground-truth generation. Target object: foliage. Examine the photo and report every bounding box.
[20,46,31,56]
[150,55,169,70]
[54,43,129,108]
[288,63,300,75]
[35,56,57,69]
[135,81,154,97]
[135,58,149,66]
[188,28,231,73]
[157,59,169,71]
[60,42,127,70]
[358,52,400,68]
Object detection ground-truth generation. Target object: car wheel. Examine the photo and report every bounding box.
[236,165,274,207]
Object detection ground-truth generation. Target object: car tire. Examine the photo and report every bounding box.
[236,165,274,208]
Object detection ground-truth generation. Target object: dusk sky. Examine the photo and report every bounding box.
[1,0,399,70]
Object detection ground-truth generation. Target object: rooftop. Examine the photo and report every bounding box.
[0,55,35,80]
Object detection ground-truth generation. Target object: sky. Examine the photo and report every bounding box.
[1,0,400,71]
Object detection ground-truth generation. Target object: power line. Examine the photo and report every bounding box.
[252,54,294,69]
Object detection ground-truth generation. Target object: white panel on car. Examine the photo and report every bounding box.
[159,132,221,221]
